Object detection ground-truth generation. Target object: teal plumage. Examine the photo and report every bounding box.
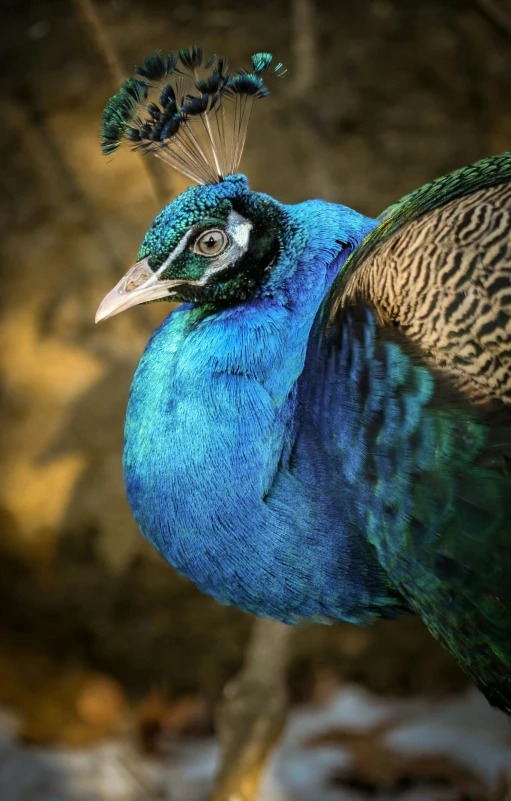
[310,152,511,711]
[97,48,511,714]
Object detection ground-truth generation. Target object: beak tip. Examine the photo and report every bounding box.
[94,305,108,324]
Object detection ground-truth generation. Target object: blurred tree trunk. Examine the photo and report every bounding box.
[290,0,337,201]
[474,0,511,38]
[71,0,171,206]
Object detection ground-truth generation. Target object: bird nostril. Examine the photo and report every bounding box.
[124,266,153,291]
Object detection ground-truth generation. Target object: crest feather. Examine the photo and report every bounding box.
[100,47,286,185]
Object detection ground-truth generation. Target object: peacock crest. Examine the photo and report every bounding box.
[101,46,286,185]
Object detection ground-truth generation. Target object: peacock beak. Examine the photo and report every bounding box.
[95,257,181,322]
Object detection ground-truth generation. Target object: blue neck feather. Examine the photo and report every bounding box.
[124,197,400,624]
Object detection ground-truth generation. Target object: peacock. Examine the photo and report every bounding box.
[96,48,511,713]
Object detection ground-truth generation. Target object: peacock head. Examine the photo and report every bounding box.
[96,174,287,321]
[96,47,288,321]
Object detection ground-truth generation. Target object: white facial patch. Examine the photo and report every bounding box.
[200,210,253,283]
[229,214,252,248]
[153,228,196,278]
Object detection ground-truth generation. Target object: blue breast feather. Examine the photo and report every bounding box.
[124,196,414,624]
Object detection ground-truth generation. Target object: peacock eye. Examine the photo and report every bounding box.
[194,229,229,257]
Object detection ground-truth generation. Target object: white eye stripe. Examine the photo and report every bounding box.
[153,227,195,278]
[199,211,252,282]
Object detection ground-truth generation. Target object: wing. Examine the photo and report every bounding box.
[333,151,511,410]
[299,153,511,712]
[300,302,511,713]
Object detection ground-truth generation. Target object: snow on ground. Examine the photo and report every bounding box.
[0,686,510,801]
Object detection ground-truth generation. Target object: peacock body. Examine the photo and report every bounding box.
[97,48,511,713]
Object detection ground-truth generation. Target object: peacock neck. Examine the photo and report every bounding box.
[124,201,387,622]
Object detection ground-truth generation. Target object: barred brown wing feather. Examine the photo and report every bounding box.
[341,182,511,407]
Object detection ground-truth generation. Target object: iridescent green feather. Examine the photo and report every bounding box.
[319,151,511,711]
[101,78,148,156]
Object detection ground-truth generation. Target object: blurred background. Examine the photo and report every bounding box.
[2,0,511,798]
